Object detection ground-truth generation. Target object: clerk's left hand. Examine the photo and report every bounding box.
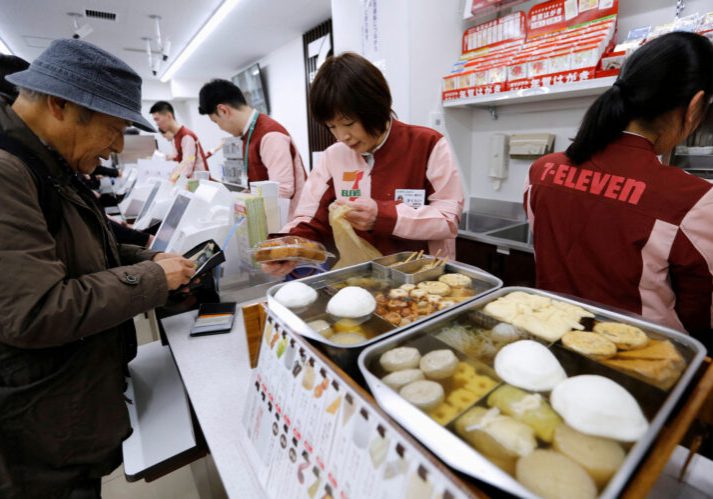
[335,197,378,231]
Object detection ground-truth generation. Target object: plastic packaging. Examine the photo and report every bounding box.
[251,235,331,264]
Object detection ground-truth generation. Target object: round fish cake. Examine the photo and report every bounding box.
[562,331,617,360]
[417,281,451,296]
[438,273,472,288]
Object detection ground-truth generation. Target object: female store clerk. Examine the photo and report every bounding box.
[266,52,464,275]
[525,32,713,348]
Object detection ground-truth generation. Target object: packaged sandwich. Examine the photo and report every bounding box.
[251,235,331,264]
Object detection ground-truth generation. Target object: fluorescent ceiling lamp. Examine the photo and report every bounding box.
[0,36,13,55]
[160,0,240,82]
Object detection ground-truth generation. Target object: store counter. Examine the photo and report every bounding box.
[158,305,713,499]
[161,308,266,498]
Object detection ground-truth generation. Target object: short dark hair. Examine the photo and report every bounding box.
[309,52,392,137]
[567,32,713,164]
[149,100,175,116]
[198,79,247,115]
[0,54,30,101]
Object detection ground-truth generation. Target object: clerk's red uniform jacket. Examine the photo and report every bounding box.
[282,120,464,258]
[243,112,307,220]
[525,133,713,337]
[173,125,208,177]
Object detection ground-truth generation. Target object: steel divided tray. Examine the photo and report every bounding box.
[357,287,707,499]
[266,257,502,376]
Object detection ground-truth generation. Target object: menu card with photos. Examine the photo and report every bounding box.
[242,312,475,499]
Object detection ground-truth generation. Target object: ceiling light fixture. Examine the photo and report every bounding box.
[0,36,12,55]
[159,0,240,83]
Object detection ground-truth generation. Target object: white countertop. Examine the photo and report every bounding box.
[161,310,266,499]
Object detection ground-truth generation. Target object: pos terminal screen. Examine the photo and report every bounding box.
[151,193,191,252]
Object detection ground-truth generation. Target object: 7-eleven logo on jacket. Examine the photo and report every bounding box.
[341,171,364,201]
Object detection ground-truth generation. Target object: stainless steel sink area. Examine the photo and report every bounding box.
[465,212,524,233]
[485,222,533,245]
[459,200,533,253]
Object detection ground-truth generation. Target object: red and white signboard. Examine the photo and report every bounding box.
[529,0,618,37]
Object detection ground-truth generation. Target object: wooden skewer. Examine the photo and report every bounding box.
[436,256,449,267]
[403,251,419,264]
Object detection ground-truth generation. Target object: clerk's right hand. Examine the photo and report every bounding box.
[261,261,298,277]
[157,257,196,290]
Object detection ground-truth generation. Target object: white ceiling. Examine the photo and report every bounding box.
[0,0,332,81]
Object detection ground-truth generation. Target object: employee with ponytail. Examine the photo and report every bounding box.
[525,32,713,346]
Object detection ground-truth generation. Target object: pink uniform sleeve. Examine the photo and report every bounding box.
[671,188,713,332]
[176,135,197,177]
[387,138,464,242]
[260,131,297,199]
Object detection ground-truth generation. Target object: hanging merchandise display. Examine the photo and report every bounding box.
[602,11,713,71]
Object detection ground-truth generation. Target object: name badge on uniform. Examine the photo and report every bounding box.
[394,189,426,209]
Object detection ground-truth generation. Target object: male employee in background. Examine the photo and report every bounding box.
[198,79,307,220]
[0,38,195,497]
[150,100,209,180]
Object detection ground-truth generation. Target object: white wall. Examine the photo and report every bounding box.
[140,34,312,176]
[407,0,464,128]
[257,35,310,170]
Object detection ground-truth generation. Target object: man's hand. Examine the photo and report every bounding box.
[335,198,378,231]
[156,257,196,290]
[152,252,182,262]
[261,261,298,277]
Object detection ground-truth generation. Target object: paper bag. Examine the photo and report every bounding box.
[329,203,382,269]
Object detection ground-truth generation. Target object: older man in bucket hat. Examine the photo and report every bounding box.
[0,39,196,497]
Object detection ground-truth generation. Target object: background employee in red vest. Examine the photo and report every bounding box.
[265,52,464,276]
[198,79,307,220]
[525,32,713,349]
[150,100,209,181]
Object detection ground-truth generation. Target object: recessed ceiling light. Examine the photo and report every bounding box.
[160,0,241,83]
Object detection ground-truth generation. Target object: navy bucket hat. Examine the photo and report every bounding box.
[6,38,155,132]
